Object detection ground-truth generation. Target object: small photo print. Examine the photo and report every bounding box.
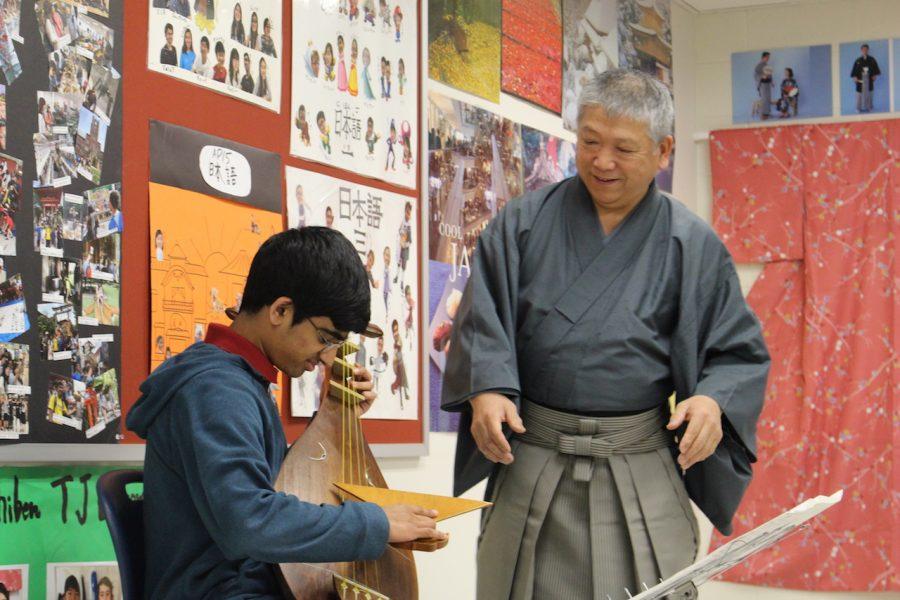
[85,368,119,437]
[41,256,80,304]
[74,335,111,384]
[48,46,91,95]
[36,0,78,53]
[0,274,26,339]
[75,106,108,184]
[33,188,65,257]
[0,392,27,438]
[34,139,77,188]
[0,563,28,599]
[80,279,119,326]
[67,0,110,18]
[72,10,114,67]
[82,232,119,282]
[0,0,22,43]
[83,62,120,123]
[0,341,28,393]
[0,18,21,84]
[47,563,119,600]
[37,302,77,360]
[0,153,19,257]
[62,192,86,240]
[85,182,121,239]
[38,91,81,139]
[45,373,82,429]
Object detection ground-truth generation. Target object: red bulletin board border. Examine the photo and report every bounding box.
[122,0,424,446]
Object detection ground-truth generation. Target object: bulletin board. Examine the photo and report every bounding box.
[1,0,426,461]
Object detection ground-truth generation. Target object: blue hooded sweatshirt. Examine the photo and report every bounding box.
[127,342,390,599]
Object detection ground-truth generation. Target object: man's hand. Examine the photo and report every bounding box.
[383,504,446,543]
[470,392,525,465]
[350,366,376,414]
[667,395,723,470]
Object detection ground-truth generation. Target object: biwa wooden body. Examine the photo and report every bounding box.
[275,330,420,600]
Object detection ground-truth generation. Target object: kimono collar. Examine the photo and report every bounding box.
[567,177,661,270]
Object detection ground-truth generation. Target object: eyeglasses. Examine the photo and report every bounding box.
[309,318,346,352]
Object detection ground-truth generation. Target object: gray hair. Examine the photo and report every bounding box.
[577,69,674,143]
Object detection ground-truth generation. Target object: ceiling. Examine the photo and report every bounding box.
[679,0,805,11]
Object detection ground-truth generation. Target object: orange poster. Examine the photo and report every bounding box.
[148,182,282,373]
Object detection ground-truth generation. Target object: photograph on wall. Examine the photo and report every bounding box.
[83,62,120,124]
[83,367,119,437]
[40,256,79,304]
[0,341,29,394]
[37,303,77,361]
[731,44,832,124]
[35,0,77,53]
[521,125,575,192]
[33,189,64,257]
[617,0,670,87]
[34,139,76,189]
[428,0,501,102]
[147,0,283,112]
[48,46,90,95]
[0,391,26,438]
[0,18,20,84]
[67,0,110,18]
[46,562,120,599]
[286,167,420,421]
[74,106,108,184]
[1,0,22,43]
[426,91,522,429]
[839,40,888,116]
[37,91,81,139]
[62,192,86,240]
[45,374,82,430]
[0,275,26,342]
[80,279,118,326]
[0,84,4,150]
[427,91,522,267]
[82,233,120,283]
[501,0,562,113]
[290,0,417,189]
[562,0,617,130]
[72,10,114,68]
[0,564,27,599]
[894,39,900,112]
[0,152,21,256]
[85,182,122,239]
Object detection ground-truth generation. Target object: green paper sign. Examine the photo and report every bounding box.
[0,466,138,599]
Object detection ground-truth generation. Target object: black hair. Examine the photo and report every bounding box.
[239,227,370,333]
[0,582,8,600]
[201,35,210,49]
[861,43,869,50]
[215,40,225,54]
[785,67,794,78]
[165,22,173,34]
[761,51,770,58]
[64,575,80,592]
[109,190,120,210]
[181,28,193,53]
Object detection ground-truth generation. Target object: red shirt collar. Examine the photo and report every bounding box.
[204,323,279,384]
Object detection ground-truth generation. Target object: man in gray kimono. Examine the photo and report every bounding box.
[442,69,770,600]
[754,51,773,119]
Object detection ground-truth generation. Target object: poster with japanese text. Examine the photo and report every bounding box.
[290,0,417,189]
[148,0,282,112]
[286,167,418,421]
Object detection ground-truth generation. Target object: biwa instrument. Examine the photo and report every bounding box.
[275,325,487,599]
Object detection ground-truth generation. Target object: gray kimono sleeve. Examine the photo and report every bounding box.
[694,257,771,458]
[441,204,523,411]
